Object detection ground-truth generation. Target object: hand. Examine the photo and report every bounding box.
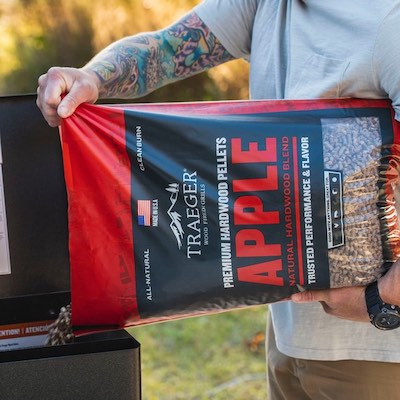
[290,259,400,322]
[36,67,100,127]
[291,285,369,322]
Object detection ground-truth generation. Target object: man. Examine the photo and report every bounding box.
[37,1,400,398]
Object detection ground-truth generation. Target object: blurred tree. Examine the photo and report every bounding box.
[0,0,249,101]
[0,0,95,93]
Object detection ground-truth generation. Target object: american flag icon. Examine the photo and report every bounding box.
[137,200,151,226]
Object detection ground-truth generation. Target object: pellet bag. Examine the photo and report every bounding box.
[59,98,400,332]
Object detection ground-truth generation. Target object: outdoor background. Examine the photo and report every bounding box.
[0,1,269,399]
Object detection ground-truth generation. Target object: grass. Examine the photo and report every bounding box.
[128,306,269,400]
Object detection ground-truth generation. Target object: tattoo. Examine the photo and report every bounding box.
[171,12,230,78]
[87,11,234,99]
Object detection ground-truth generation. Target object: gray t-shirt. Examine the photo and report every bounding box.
[195,0,400,362]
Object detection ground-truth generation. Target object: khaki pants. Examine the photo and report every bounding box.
[267,316,400,400]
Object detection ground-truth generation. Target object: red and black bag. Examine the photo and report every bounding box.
[60,98,400,332]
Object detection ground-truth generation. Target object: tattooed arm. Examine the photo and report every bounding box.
[89,12,233,98]
[37,11,234,126]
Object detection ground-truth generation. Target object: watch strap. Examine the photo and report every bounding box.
[365,281,383,322]
[365,280,400,327]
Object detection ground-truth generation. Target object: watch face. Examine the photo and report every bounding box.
[374,309,400,330]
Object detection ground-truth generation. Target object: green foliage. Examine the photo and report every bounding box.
[0,0,95,93]
[128,306,268,400]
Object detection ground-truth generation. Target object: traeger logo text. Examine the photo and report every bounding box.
[166,171,202,258]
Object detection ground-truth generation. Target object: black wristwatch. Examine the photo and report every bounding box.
[365,280,400,330]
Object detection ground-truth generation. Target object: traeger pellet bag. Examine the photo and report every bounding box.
[59,98,400,334]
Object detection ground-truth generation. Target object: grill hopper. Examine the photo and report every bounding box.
[0,94,70,348]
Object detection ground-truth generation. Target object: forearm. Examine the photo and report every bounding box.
[83,11,234,99]
[378,259,400,305]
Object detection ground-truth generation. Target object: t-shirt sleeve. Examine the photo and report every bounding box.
[373,5,400,121]
[193,0,259,60]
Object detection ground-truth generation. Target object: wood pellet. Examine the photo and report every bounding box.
[46,304,74,345]
[321,117,391,287]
